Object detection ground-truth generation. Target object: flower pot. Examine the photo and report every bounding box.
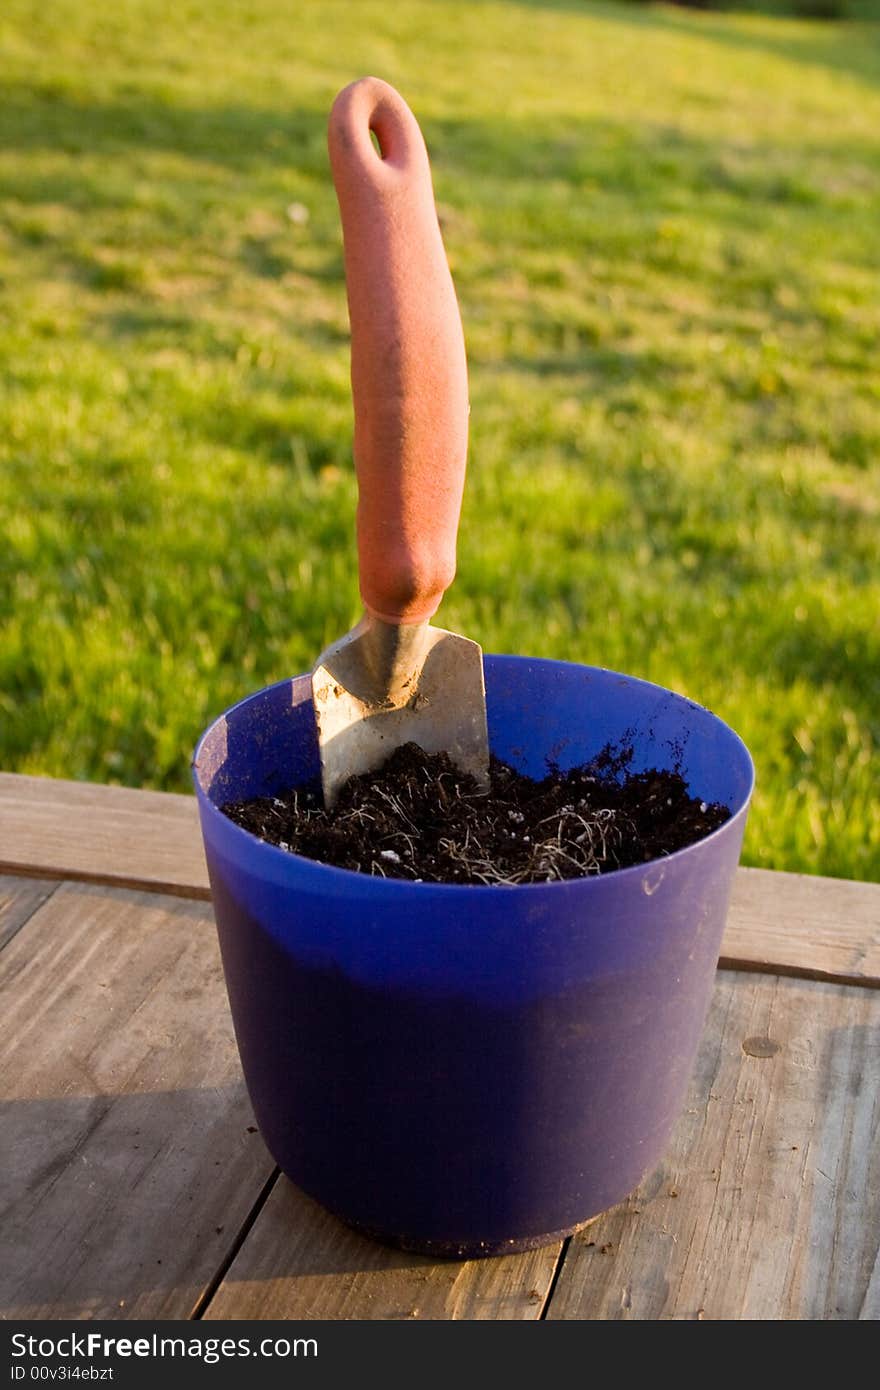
[193,656,753,1257]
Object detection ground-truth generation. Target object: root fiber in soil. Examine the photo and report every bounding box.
[221,741,732,885]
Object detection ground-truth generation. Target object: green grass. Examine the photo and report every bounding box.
[1,0,878,880]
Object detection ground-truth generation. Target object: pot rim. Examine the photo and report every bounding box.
[192,654,755,897]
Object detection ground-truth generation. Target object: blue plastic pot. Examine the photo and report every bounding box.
[193,657,753,1257]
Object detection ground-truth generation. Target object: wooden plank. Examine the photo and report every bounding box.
[0,873,58,951]
[860,1250,880,1320]
[0,771,209,898]
[722,867,880,988]
[0,881,274,1320]
[546,972,880,1320]
[1,773,878,985]
[202,1179,561,1320]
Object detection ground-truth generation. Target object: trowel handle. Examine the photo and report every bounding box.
[328,77,469,625]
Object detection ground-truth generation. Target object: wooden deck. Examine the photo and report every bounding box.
[1,771,878,1321]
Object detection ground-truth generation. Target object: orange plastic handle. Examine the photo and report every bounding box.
[328,77,469,625]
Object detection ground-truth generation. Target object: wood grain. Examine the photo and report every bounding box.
[1,773,878,985]
[859,1250,879,1319]
[722,867,880,987]
[0,772,209,897]
[0,881,274,1320]
[202,1178,561,1320]
[0,874,58,951]
[546,972,880,1320]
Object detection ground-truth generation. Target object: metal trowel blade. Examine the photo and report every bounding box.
[312,620,490,809]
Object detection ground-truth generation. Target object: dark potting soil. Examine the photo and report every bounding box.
[220,742,732,885]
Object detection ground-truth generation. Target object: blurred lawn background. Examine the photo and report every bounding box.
[1,0,878,879]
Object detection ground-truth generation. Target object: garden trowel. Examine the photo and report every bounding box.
[312,77,489,807]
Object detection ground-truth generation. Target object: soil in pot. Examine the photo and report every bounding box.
[220,741,731,885]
